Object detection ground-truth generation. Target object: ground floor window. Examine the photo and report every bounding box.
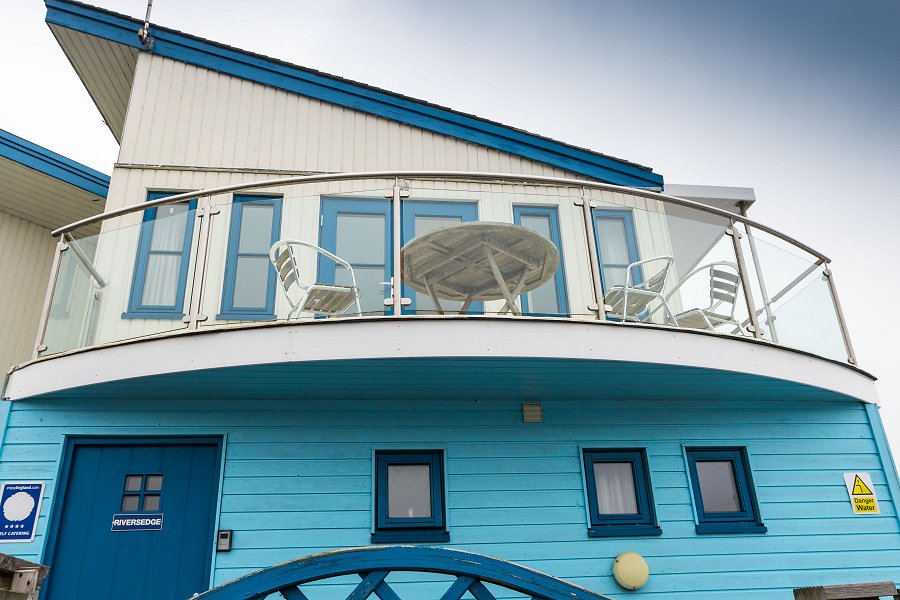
[373,450,448,542]
[686,447,766,534]
[582,449,661,537]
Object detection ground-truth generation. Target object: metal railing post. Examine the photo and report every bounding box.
[727,220,763,339]
[577,187,606,320]
[822,267,857,365]
[738,203,778,342]
[182,196,220,330]
[388,178,409,316]
[32,240,68,358]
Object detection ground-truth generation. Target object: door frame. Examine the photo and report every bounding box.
[41,435,225,594]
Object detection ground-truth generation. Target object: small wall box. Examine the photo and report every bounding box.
[217,530,233,552]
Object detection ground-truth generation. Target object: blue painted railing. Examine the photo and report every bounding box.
[193,546,615,600]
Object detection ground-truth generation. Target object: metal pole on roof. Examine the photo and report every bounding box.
[138,0,154,48]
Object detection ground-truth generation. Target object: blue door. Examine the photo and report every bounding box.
[43,439,221,600]
[402,201,479,314]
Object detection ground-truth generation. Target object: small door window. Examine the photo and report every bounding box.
[121,474,164,512]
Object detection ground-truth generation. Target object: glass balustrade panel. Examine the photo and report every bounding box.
[739,231,848,362]
[402,180,587,319]
[41,206,197,355]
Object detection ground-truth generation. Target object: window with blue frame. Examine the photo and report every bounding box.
[686,447,766,534]
[401,200,479,315]
[218,195,282,320]
[591,209,641,291]
[319,198,392,315]
[513,205,568,316]
[582,449,661,537]
[125,191,197,319]
[373,450,448,543]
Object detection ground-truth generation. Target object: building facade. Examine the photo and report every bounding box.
[0,2,897,599]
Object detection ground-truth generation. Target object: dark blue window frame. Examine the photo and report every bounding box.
[582,449,661,538]
[373,450,448,543]
[513,205,569,316]
[686,447,766,534]
[218,195,283,320]
[124,191,197,319]
[319,197,392,315]
[401,200,480,315]
[591,209,641,292]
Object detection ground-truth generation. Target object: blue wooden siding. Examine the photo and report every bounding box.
[1,395,897,598]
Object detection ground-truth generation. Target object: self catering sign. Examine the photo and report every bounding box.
[843,472,880,514]
[0,481,44,543]
[111,513,164,532]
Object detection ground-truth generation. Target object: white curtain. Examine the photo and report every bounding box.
[594,462,638,514]
[141,206,188,307]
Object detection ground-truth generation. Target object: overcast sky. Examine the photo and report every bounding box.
[2,1,899,450]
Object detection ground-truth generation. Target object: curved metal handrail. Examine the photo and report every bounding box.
[51,170,829,263]
[192,546,614,600]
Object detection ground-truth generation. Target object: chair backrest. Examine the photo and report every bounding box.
[270,241,310,302]
[706,263,741,317]
[628,256,674,293]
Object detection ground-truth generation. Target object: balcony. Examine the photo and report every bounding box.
[7,172,867,401]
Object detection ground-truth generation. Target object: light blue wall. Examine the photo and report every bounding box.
[1,394,897,598]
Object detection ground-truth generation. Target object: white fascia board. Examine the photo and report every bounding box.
[5,318,876,403]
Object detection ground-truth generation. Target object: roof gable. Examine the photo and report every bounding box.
[45,0,663,188]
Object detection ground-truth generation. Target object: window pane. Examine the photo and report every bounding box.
[232,256,270,309]
[141,254,181,306]
[696,460,742,512]
[237,204,274,254]
[387,464,432,518]
[124,475,143,492]
[596,219,630,265]
[603,266,627,289]
[594,462,638,514]
[415,215,461,236]
[149,205,189,252]
[121,495,140,511]
[520,214,552,239]
[143,495,161,511]
[336,266,384,314]
[145,475,163,492]
[336,213,385,264]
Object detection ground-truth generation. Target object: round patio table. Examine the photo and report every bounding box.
[400,221,559,315]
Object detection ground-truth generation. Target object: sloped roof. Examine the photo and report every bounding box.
[45,0,664,188]
[0,128,108,229]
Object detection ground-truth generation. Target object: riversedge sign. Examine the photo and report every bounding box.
[111,513,164,531]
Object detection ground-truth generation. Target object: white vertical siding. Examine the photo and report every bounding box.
[0,213,55,374]
[116,54,578,186]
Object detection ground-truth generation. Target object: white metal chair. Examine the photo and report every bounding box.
[668,261,744,334]
[269,240,362,318]
[603,256,677,325]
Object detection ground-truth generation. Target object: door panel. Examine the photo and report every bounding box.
[44,441,220,600]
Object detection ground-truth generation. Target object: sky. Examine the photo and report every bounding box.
[1,1,899,450]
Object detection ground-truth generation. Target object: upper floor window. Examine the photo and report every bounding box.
[319,198,392,315]
[373,450,448,543]
[124,191,196,319]
[219,195,282,320]
[583,449,661,537]
[686,447,766,534]
[513,205,568,316]
[591,209,640,291]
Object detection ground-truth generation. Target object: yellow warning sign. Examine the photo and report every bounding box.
[851,475,872,496]
[843,472,880,515]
